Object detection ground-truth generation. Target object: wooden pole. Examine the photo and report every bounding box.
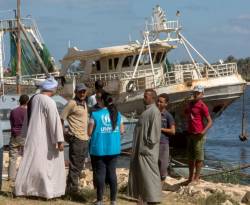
[16,0,21,94]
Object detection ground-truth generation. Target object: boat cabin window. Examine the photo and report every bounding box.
[92,60,101,71]
[133,55,139,66]
[133,53,155,66]
[68,60,83,73]
[114,58,119,69]
[161,52,166,62]
[151,53,155,62]
[154,52,163,64]
[122,55,133,67]
[108,58,119,70]
[109,59,112,70]
[143,54,151,65]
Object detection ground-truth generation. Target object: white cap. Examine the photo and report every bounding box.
[193,85,204,93]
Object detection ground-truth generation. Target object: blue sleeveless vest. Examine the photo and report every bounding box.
[89,108,121,156]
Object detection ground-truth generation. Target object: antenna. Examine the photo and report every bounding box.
[176,10,180,17]
[128,34,132,43]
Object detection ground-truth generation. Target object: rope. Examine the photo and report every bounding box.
[201,163,250,178]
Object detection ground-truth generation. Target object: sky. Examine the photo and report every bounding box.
[0,0,250,65]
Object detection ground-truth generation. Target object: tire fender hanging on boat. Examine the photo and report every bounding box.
[126,80,137,93]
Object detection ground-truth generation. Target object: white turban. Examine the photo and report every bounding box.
[39,76,58,91]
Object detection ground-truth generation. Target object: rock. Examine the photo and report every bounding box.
[162,176,186,192]
[241,191,250,203]
[221,200,233,205]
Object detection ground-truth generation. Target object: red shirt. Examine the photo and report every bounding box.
[187,99,210,134]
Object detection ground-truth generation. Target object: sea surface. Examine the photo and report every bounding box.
[205,86,250,176]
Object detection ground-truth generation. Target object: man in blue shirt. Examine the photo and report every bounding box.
[157,93,175,182]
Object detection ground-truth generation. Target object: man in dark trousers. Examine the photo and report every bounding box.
[157,93,175,183]
[61,83,89,194]
[8,94,29,182]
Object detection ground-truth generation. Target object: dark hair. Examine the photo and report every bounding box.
[19,94,29,105]
[101,91,118,130]
[158,93,169,103]
[145,88,157,101]
[95,80,104,90]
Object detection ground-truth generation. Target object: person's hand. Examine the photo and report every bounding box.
[57,142,64,151]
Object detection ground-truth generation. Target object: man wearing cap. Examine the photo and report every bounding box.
[61,83,89,194]
[186,85,212,184]
[87,79,104,109]
[15,77,66,199]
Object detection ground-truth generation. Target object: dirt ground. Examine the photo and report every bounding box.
[0,180,196,205]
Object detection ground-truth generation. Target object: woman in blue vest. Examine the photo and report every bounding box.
[88,91,124,205]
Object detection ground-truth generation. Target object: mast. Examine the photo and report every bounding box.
[16,0,21,94]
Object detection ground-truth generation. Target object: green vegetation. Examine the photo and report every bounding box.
[203,169,241,184]
[223,55,250,81]
[199,191,240,205]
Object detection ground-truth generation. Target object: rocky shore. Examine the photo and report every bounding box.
[2,152,250,205]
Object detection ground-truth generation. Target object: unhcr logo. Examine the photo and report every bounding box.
[101,114,111,127]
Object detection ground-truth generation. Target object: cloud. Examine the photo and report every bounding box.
[237,14,250,20]
[211,25,250,35]
[230,26,250,34]
[180,2,209,12]
[211,14,250,35]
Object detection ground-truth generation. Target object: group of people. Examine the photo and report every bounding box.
[128,85,212,204]
[6,76,212,205]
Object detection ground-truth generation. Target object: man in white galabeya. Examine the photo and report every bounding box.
[14,76,66,199]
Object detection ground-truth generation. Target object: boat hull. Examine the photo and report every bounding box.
[117,76,246,148]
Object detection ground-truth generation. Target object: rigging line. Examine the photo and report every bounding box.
[201,163,250,178]
[20,44,36,75]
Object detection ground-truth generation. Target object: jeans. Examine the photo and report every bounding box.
[8,135,25,181]
[158,142,170,181]
[66,136,89,192]
[91,155,118,201]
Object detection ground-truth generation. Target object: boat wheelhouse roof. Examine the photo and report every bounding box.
[62,42,175,61]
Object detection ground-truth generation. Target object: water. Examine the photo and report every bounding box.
[205,86,250,176]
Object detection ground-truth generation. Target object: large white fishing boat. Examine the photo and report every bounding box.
[0,5,246,147]
[60,6,246,146]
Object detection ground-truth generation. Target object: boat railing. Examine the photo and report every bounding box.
[3,71,60,85]
[165,63,238,86]
[88,67,162,81]
[0,18,33,32]
[148,20,180,33]
[208,63,237,77]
